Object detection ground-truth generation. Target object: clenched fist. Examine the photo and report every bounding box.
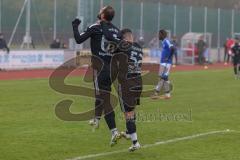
[72,18,81,27]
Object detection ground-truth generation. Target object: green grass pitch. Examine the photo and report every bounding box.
[0,69,240,160]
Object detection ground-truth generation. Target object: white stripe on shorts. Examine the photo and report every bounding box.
[93,70,100,95]
[118,84,126,112]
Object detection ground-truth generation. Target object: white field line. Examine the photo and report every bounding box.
[67,129,238,160]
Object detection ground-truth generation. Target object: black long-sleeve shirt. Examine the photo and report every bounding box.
[0,39,10,53]
[72,21,120,65]
[100,21,121,44]
[100,21,143,75]
[231,43,240,60]
[127,43,143,75]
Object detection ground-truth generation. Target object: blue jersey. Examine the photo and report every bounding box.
[160,38,173,64]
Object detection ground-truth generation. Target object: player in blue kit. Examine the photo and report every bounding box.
[151,29,175,100]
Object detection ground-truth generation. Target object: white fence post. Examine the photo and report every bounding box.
[231,9,235,38]
[120,0,123,29]
[189,6,192,32]
[173,5,177,36]
[140,1,143,37]
[217,8,221,62]
[53,0,57,40]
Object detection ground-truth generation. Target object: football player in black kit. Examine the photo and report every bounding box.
[72,6,122,146]
[116,29,143,152]
[100,24,143,151]
[231,37,240,79]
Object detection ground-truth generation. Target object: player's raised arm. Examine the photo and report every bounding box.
[72,18,93,44]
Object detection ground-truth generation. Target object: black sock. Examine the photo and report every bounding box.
[133,140,138,145]
[126,119,136,135]
[104,111,116,130]
[127,119,139,145]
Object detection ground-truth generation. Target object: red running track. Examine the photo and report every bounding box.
[0,63,231,81]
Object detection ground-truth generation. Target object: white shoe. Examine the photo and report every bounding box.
[159,93,171,100]
[110,131,121,147]
[120,131,131,140]
[129,142,141,152]
[89,118,99,129]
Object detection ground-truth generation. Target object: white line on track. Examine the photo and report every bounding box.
[67,129,238,160]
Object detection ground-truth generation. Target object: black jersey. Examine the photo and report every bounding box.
[112,42,143,85]
[232,43,240,59]
[126,43,143,75]
[72,21,120,65]
[99,21,122,54]
[100,22,142,75]
[117,43,143,108]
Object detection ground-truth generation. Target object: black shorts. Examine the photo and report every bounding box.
[118,74,142,112]
[233,57,240,65]
[93,64,112,93]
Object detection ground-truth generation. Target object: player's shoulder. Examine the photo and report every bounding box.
[132,42,143,52]
[107,23,120,33]
[163,38,173,46]
[163,38,171,43]
[88,22,101,30]
[133,42,142,48]
[113,24,120,32]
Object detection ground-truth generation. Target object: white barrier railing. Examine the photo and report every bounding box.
[0,50,64,70]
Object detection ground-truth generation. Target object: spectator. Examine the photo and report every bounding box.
[149,36,160,57]
[31,39,36,49]
[61,42,68,49]
[171,36,179,65]
[226,38,235,63]
[224,38,230,65]
[138,36,145,48]
[0,33,10,53]
[196,36,207,65]
[50,38,61,49]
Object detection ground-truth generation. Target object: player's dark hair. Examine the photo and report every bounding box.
[121,28,132,36]
[159,29,167,38]
[102,6,115,22]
